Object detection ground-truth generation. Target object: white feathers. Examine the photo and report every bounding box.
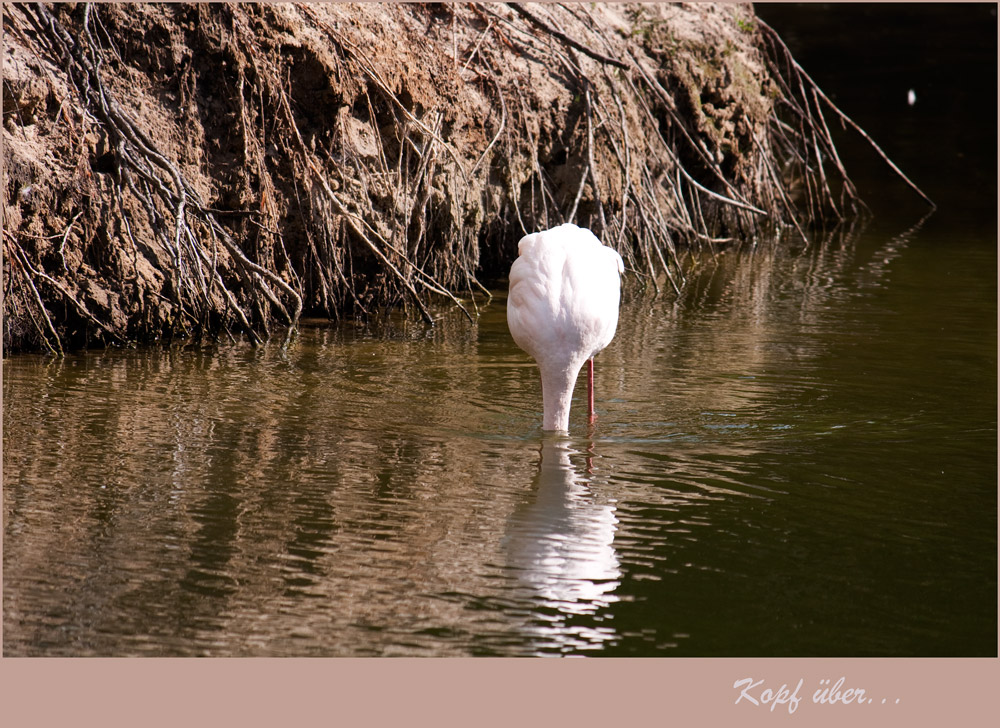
[507,223,624,430]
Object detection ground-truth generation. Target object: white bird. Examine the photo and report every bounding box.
[507,223,624,431]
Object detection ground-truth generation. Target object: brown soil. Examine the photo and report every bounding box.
[3,2,864,354]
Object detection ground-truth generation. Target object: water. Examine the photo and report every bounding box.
[4,214,995,656]
[3,4,997,657]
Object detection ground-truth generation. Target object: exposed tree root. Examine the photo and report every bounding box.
[2,3,931,354]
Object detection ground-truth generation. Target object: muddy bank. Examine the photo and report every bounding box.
[4,2,879,353]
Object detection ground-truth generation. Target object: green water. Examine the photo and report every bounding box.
[3,216,995,656]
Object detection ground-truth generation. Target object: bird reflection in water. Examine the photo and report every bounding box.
[503,436,621,651]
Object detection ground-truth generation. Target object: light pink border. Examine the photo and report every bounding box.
[1,657,1000,725]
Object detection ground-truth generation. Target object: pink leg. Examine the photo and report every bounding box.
[587,358,595,423]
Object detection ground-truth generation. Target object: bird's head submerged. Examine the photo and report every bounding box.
[507,223,623,430]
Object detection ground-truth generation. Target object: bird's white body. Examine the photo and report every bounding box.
[507,223,624,431]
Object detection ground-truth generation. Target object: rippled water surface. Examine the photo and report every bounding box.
[4,217,995,656]
[4,3,997,658]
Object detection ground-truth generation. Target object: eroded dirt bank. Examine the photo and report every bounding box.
[3,2,862,353]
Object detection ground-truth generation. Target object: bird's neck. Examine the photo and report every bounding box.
[540,362,583,432]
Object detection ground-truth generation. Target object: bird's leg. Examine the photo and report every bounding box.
[587,357,595,423]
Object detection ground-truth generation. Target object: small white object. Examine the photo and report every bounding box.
[907,88,917,106]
